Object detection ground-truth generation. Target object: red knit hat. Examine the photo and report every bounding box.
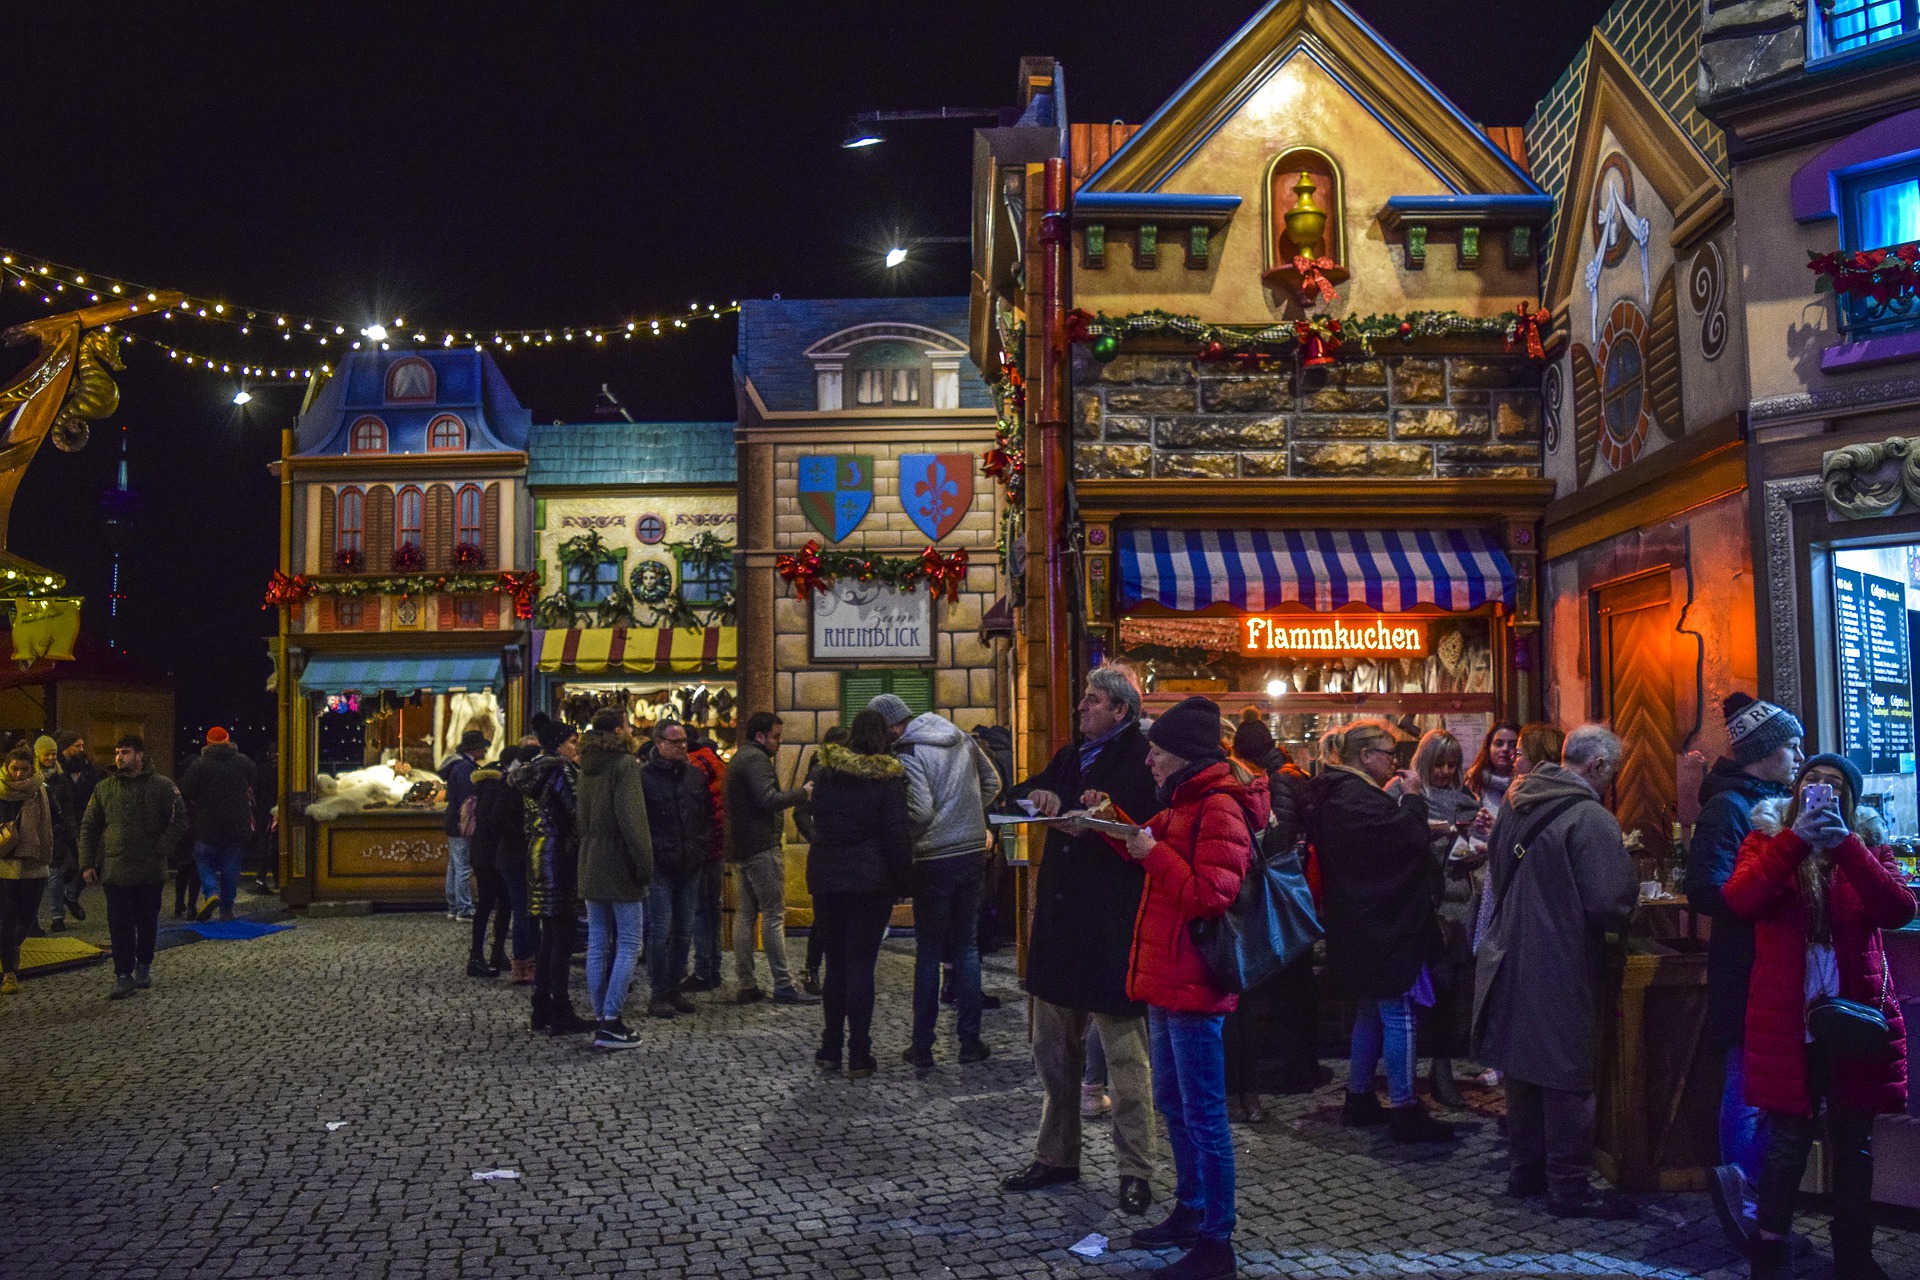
[206,726,230,744]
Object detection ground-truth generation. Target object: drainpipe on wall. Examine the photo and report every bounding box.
[1036,156,1074,757]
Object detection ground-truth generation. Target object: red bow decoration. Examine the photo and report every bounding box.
[776,539,826,601]
[1507,301,1547,361]
[917,546,969,604]
[983,446,1024,485]
[1291,254,1340,305]
[494,571,540,620]
[262,571,312,610]
[1063,308,1097,345]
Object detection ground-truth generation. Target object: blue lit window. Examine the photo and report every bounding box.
[1812,0,1917,61]
[1837,160,1920,335]
[566,560,621,605]
[676,552,734,606]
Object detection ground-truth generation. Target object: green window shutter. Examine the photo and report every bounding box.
[534,498,546,531]
[889,669,934,715]
[614,546,629,563]
[838,669,933,722]
[537,559,548,590]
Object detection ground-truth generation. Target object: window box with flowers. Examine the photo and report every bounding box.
[391,542,426,573]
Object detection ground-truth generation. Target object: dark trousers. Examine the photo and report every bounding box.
[1505,1075,1597,1199]
[910,851,983,1051]
[172,866,200,917]
[104,881,163,977]
[814,890,892,1061]
[0,877,44,973]
[1757,1050,1876,1241]
[646,867,700,996]
[1223,994,1262,1095]
[691,860,722,984]
[534,914,576,1009]
[498,861,534,960]
[470,865,508,963]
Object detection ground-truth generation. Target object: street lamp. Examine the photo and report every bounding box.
[232,389,252,405]
[884,248,909,268]
[839,106,1008,150]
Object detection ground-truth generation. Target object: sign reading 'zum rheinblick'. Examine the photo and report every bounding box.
[1240,615,1427,656]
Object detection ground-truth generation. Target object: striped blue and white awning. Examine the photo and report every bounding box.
[1117,528,1515,613]
[299,653,503,697]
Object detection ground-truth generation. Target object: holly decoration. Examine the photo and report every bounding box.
[263,569,539,615]
[775,539,969,603]
[1072,307,1534,362]
[333,548,363,573]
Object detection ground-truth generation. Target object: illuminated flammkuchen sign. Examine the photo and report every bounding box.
[1241,614,1426,656]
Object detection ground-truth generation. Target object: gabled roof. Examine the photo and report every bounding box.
[734,297,993,413]
[1540,33,1730,309]
[527,420,736,488]
[1081,0,1542,198]
[293,349,533,457]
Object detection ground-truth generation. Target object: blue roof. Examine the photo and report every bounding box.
[734,297,992,413]
[527,420,736,487]
[293,349,533,457]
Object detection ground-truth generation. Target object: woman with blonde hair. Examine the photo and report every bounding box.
[1306,720,1457,1142]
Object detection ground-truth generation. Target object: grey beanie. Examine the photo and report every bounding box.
[1724,692,1803,766]
[867,693,914,726]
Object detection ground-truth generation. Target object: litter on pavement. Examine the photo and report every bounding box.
[1067,1233,1107,1258]
[471,1169,521,1181]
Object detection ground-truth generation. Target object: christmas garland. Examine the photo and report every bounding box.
[1069,305,1545,363]
[263,569,539,619]
[775,540,969,604]
[1809,242,1920,305]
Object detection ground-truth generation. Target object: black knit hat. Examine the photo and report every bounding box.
[1724,692,1803,766]
[1798,752,1864,808]
[1232,718,1275,762]
[536,719,578,753]
[1147,696,1227,764]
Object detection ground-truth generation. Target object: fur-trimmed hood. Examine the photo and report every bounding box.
[576,729,632,777]
[1748,794,1886,845]
[470,767,502,785]
[817,742,905,780]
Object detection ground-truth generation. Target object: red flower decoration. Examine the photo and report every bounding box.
[452,541,485,568]
[391,542,425,572]
[263,571,313,610]
[333,548,363,574]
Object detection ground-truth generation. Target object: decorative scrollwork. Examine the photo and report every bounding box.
[1688,243,1727,361]
[1822,436,1920,520]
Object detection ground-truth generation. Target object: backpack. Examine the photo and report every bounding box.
[971,725,1014,806]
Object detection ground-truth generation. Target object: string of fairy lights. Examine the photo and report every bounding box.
[0,246,739,384]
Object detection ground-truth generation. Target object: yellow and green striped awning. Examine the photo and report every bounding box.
[536,627,736,675]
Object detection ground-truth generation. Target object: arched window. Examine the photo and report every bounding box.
[385,357,435,403]
[336,488,364,564]
[456,485,484,553]
[395,486,424,552]
[427,414,467,451]
[349,417,387,454]
[848,342,925,407]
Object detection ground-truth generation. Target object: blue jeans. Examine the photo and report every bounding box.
[1721,1046,1768,1192]
[1349,994,1418,1107]
[194,842,245,910]
[691,861,721,984]
[445,836,473,915]
[1149,1007,1236,1243]
[646,868,700,996]
[498,859,534,960]
[585,899,644,1022]
[44,864,76,923]
[910,852,983,1051]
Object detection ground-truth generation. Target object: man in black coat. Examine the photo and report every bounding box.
[999,664,1160,1217]
[641,720,720,1018]
[177,728,257,923]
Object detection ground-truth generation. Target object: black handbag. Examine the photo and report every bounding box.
[1807,949,1895,1060]
[1188,798,1323,995]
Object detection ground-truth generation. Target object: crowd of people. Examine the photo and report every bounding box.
[0,728,266,1000]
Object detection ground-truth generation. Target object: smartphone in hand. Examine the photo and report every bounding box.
[1804,782,1837,812]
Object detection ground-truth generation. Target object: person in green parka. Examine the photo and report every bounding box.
[80,734,188,1000]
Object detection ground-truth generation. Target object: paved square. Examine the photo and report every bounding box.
[2,913,1912,1278]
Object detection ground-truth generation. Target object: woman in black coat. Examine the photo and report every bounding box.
[806,709,912,1078]
[475,746,534,983]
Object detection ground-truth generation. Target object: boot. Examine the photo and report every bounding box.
[1388,1103,1460,1144]
[1428,1058,1466,1109]
[509,958,535,985]
[489,939,508,971]
[1832,1220,1889,1280]
[1154,1237,1235,1280]
[547,1004,597,1035]
[1746,1235,1791,1280]
[530,993,553,1033]
[467,955,499,979]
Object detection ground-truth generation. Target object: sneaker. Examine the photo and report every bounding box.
[814,1050,842,1072]
[218,905,234,923]
[648,997,677,1019]
[734,986,765,1005]
[109,975,136,1000]
[133,964,151,990]
[195,897,219,923]
[68,898,85,921]
[466,957,499,979]
[958,1038,992,1064]
[772,986,821,1006]
[593,1020,641,1050]
[1081,1083,1112,1118]
[682,975,722,993]
[847,1052,877,1079]
[1340,1089,1389,1128]
[0,972,17,994]
[1388,1103,1459,1144]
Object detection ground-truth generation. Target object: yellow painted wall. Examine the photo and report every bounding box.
[534,489,736,593]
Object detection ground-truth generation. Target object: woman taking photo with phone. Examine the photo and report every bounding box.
[1724,753,1914,1279]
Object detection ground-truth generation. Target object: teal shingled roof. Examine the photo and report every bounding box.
[527,420,736,488]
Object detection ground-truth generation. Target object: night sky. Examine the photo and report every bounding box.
[2,1,1611,751]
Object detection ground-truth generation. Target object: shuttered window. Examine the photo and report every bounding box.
[367,485,394,565]
[426,484,454,570]
[483,482,501,568]
[837,669,934,725]
[318,486,336,573]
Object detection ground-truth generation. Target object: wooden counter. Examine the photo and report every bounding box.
[303,808,450,904]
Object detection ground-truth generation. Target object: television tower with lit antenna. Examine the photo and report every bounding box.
[99,421,139,651]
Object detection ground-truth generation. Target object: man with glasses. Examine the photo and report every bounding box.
[640,719,720,1018]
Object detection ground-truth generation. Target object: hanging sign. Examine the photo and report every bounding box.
[1240,613,1426,657]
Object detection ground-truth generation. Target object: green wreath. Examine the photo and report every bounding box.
[629,558,674,604]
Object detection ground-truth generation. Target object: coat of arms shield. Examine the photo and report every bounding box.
[898,453,973,542]
[797,454,874,542]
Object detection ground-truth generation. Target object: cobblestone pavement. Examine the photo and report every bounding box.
[2,913,1914,1279]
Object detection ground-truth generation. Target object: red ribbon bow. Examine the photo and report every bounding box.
[1507,301,1547,361]
[1063,308,1097,346]
[494,571,540,620]
[776,539,826,601]
[262,571,313,610]
[1291,254,1339,305]
[917,546,969,604]
[982,446,1024,486]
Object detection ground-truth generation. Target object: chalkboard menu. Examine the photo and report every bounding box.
[1835,567,1916,776]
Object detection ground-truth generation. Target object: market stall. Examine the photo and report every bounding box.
[535,624,738,748]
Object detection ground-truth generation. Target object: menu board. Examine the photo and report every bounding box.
[1835,567,1916,775]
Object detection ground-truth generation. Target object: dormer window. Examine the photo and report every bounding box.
[427,414,467,451]
[849,343,925,407]
[385,357,435,403]
[349,417,388,454]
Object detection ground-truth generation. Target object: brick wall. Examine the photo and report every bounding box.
[769,439,1002,742]
[1072,351,1543,480]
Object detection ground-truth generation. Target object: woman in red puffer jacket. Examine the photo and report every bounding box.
[1724,752,1914,1280]
[1090,696,1259,1280]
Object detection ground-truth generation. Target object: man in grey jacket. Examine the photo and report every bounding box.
[1473,724,1639,1221]
[723,711,818,1006]
[870,694,1000,1073]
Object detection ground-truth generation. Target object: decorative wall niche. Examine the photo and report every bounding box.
[1262,148,1348,307]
